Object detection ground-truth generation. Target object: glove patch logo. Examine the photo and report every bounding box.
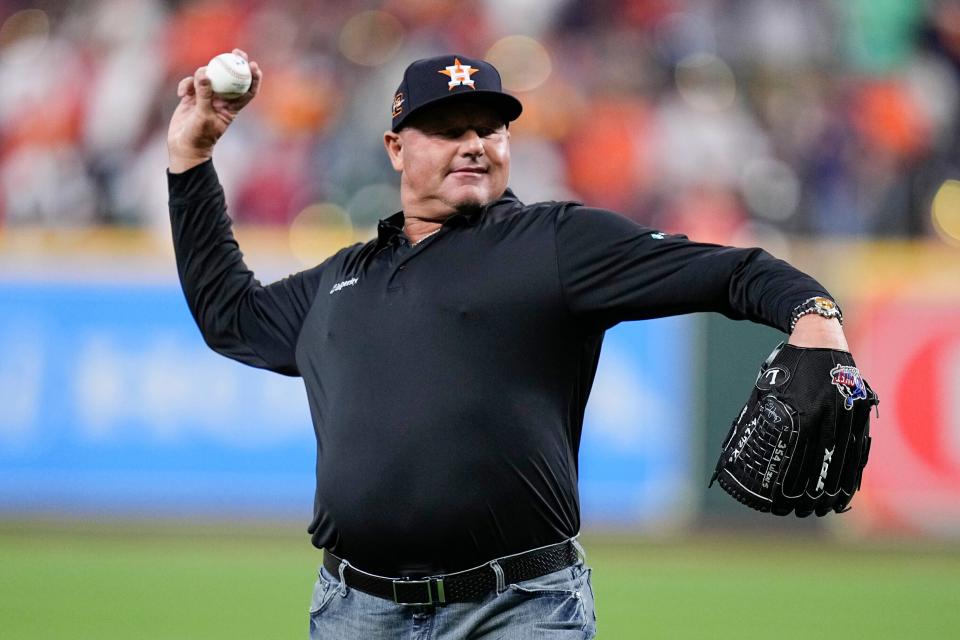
[830,364,868,410]
[756,366,790,390]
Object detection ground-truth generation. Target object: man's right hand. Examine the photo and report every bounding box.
[166,48,262,174]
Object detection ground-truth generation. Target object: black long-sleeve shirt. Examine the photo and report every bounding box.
[168,160,830,576]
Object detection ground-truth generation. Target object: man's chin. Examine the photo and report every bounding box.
[447,187,496,213]
[453,197,484,213]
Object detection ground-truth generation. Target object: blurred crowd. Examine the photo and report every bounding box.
[1,0,958,243]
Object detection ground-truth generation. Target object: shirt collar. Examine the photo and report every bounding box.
[376,188,521,247]
[376,211,406,246]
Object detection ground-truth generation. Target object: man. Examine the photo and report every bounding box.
[167,50,849,639]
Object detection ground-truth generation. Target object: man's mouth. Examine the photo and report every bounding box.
[450,167,487,174]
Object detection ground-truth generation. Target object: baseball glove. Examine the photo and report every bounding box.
[710,343,878,517]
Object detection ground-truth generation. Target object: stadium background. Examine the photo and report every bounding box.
[1,0,959,637]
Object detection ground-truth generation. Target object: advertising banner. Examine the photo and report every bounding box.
[856,302,960,535]
[0,281,696,528]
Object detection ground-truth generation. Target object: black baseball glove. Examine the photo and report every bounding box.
[710,343,878,517]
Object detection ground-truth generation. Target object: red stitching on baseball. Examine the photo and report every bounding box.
[213,56,249,82]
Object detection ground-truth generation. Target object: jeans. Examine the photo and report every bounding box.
[308,560,597,639]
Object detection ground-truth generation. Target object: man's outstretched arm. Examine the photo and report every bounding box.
[167,50,323,375]
[555,205,849,347]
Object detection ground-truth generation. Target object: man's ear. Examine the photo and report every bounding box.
[383,130,403,172]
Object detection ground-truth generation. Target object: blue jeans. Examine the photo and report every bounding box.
[308,560,597,639]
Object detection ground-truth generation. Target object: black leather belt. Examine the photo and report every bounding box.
[323,539,580,606]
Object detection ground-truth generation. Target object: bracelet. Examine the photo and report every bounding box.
[789,296,843,332]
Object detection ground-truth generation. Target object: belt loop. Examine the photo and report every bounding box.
[489,559,505,594]
[570,536,587,562]
[337,559,351,597]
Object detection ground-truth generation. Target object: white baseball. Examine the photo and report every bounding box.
[206,53,252,99]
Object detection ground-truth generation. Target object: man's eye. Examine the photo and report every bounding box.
[434,126,498,138]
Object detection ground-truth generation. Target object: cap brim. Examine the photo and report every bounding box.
[392,90,523,132]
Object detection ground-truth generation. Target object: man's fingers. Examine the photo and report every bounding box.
[227,49,259,98]
[193,67,214,109]
[177,76,195,98]
[248,61,262,97]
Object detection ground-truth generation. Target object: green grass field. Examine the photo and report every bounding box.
[1,522,958,639]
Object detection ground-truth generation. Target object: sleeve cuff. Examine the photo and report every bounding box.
[167,159,221,206]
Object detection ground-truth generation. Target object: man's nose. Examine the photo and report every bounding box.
[459,129,485,156]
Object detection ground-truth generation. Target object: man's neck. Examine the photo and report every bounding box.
[400,190,505,243]
[399,194,460,244]
[403,216,445,244]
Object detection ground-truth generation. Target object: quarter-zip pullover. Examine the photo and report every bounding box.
[168,160,830,576]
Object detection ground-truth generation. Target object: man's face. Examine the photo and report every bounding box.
[384,101,510,218]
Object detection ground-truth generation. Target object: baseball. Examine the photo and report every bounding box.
[206,53,252,99]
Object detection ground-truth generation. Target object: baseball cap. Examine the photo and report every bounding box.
[391,54,523,132]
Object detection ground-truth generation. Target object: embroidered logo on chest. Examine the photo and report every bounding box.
[329,277,359,295]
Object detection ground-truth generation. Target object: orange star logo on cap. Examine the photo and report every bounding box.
[439,58,478,90]
[392,92,404,117]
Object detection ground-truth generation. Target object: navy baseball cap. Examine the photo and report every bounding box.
[391,54,523,132]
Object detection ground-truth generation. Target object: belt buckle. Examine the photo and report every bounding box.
[392,577,445,605]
